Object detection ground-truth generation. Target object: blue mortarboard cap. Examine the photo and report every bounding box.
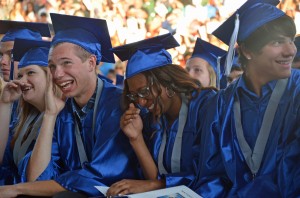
[295,36,300,58]
[13,38,50,68]
[111,33,179,79]
[50,13,115,64]
[191,38,227,73]
[0,20,51,42]
[212,0,284,76]
[213,0,283,45]
[191,38,227,89]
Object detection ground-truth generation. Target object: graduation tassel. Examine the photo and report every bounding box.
[225,13,239,76]
[216,56,221,89]
[9,53,14,80]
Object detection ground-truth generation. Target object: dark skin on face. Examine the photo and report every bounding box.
[126,73,182,125]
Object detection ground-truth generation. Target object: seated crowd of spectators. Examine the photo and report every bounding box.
[1,0,299,71]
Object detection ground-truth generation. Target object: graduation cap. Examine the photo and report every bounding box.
[50,13,115,64]
[295,36,300,58]
[13,38,50,68]
[191,38,227,68]
[0,20,51,42]
[111,33,179,79]
[190,38,227,88]
[212,0,284,76]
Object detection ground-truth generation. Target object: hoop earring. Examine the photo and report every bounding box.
[166,86,175,98]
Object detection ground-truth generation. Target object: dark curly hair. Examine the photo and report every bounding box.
[122,64,207,122]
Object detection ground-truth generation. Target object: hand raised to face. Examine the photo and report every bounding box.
[120,103,143,142]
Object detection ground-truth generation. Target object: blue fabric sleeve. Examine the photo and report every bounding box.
[18,130,62,182]
[163,89,217,188]
[192,94,232,198]
[277,121,300,197]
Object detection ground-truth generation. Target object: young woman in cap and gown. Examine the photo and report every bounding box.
[0,39,61,185]
[186,38,227,89]
[106,33,216,196]
[0,21,51,170]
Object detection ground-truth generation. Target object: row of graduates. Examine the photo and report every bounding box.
[1,0,300,197]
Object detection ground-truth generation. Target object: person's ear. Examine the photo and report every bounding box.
[88,55,97,72]
[240,45,252,60]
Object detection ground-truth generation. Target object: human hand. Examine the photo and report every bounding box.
[45,68,65,116]
[0,80,22,103]
[107,179,164,197]
[120,103,143,142]
[0,185,19,198]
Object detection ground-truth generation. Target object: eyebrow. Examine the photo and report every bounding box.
[270,34,290,40]
[18,67,36,74]
[48,57,71,63]
[129,85,148,93]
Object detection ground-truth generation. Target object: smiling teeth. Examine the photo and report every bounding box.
[22,87,32,91]
[278,61,290,64]
[59,81,72,88]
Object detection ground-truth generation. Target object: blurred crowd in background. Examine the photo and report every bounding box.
[1,0,299,75]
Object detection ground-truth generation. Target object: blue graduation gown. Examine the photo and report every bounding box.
[142,89,216,188]
[0,132,26,185]
[276,113,300,197]
[19,80,141,196]
[193,69,300,197]
[0,102,29,185]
